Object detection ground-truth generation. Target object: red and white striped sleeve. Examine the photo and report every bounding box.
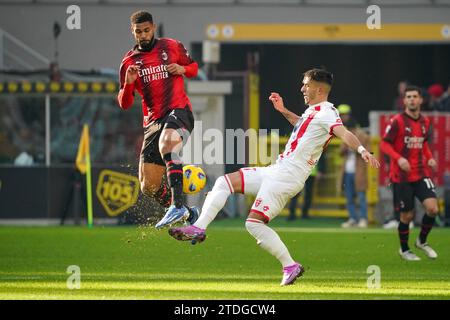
[319,109,343,135]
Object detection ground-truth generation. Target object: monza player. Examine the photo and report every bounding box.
[167,69,380,286]
[117,11,200,228]
[380,85,439,261]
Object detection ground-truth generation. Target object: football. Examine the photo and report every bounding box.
[182,165,207,194]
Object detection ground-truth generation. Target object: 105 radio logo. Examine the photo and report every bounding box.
[96,170,140,217]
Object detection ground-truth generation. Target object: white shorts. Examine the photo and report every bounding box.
[237,165,306,223]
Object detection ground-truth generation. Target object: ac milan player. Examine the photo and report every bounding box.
[117,11,199,228]
[168,69,380,286]
[381,86,439,261]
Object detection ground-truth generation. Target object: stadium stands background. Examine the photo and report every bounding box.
[0,0,449,223]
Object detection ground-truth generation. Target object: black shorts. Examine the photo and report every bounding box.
[392,178,437,212]
[140,106,194,165]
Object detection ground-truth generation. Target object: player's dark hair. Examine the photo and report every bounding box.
[130,11,153,24]
[404,85,422,96]
[303,68,333,87]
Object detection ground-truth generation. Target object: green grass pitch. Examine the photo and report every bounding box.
[1,218,449,300]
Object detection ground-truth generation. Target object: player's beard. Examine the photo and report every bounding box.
[407,104,419,112]
[139,39,152,51]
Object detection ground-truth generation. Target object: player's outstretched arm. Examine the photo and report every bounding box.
[269,92,300,126]
[333,125,380,169]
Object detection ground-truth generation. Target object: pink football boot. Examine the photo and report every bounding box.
[168,225,206,245]
[280,262,305,286]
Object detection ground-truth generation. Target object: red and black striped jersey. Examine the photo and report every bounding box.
[118,37,198,126]
[381,112,433,183]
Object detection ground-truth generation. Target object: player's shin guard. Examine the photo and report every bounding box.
[419,213,436,244]
[194,175,233,229]
[163,153,183,208]
[245,219,295,267]
[398,221,410,252]
[154,174,172,208]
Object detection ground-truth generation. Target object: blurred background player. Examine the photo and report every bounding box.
[427,83,445,111]
[168,68,380,286]
[338,104,369,228]
[380,85,439,261]
[436,83,450,112]
[117,11,199,227]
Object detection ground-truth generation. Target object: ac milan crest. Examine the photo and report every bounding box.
[161,50,168,61]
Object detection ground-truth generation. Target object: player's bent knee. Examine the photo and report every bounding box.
[246,212,266,225]
[159,135,182,156]
[214,175,234,193]
[245,219,263,235]
[400,212,414,223]
[140,181,159,196]
[225,172,242,193]
[245,219,268,247]
[159,145,174,157]
[426,206,439,216]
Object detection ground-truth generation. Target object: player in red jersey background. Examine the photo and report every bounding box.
[381,86,439,261]
[117,11,199,228]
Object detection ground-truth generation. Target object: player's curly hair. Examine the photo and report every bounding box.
[130,11,153,24]
[303,68,333,87]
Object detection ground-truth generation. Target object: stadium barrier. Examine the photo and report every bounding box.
[0,164,161,224]
[0,81,118,94]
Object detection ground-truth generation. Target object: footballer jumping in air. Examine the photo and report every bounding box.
[381,86,439,261]
[117,11,199,227]
[167,69,380,286]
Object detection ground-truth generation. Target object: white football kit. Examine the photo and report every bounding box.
[237,101,343,222]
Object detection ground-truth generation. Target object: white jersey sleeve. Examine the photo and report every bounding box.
[317,106,343,135]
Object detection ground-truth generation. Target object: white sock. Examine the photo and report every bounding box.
[194,175,233,230]
[245,219,295,267]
